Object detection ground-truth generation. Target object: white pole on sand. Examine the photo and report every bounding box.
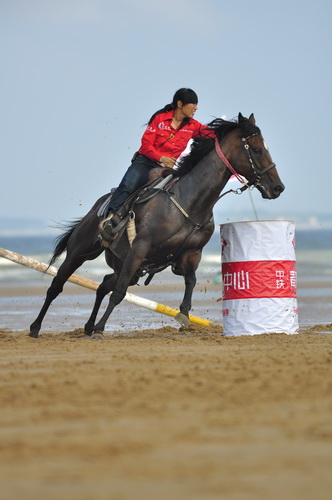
[0,247,213,327]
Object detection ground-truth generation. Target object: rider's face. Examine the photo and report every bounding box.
[178,101,198,119]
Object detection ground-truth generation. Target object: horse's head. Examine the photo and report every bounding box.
[225,113,285,199]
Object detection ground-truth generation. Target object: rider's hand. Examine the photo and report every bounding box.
[159,156,177,168]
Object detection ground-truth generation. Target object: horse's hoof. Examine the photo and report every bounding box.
[84,326,93,336]
[175,312,190,327]
[28,331,39,338]
[90,333,104,340]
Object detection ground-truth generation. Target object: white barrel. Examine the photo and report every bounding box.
[220,220,299,336]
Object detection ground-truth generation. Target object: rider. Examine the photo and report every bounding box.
[99,88,209,243]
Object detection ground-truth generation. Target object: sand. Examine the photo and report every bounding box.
[1,321,332,500]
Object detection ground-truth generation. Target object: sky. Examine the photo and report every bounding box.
[1,0,332,234]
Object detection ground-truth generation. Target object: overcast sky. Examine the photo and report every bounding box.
[1,0,331,232]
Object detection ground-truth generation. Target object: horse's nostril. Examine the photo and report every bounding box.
[274,184,285,194]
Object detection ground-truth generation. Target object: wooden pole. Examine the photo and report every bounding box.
[0,247,213,327]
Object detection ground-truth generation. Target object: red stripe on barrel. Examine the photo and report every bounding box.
[222,260,297,300]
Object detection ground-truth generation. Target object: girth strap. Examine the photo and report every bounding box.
[168,195,190,219]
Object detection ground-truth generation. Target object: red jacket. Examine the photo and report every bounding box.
[138,110,209,163]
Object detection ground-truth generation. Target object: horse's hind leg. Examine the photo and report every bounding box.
[84,273,117,335]
[29,256,87,338]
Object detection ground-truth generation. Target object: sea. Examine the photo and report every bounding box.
[0,228,332,332]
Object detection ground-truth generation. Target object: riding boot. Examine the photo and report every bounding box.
[98,213,122,245]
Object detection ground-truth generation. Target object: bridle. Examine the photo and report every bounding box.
[214,132,276,195]
[157,130,277,235]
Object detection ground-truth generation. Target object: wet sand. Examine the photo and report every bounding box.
[1,275,332,332]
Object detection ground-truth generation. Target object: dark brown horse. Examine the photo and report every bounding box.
[29,113,284,337]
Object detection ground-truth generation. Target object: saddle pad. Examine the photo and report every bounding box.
[97,194,112,218]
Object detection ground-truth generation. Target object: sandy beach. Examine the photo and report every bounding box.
[0,325,332,500]
[1,277,332,499]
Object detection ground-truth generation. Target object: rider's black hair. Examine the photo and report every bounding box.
[147,88,198,125]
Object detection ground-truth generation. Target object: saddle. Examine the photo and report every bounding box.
[98,168,178,248]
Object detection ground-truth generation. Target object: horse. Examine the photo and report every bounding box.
[29,113,284,338]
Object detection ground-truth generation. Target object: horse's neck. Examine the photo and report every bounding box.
[176,151,230,217]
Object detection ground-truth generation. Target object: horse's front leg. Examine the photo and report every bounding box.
[93,241,150,334]
[174,251,201,327]
[84,273,117,335]
[175,271,197,327]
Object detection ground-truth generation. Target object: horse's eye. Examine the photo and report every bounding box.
[252,147,262,155]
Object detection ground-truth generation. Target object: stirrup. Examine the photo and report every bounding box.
[98,214,118,246]
[99,213,114,230]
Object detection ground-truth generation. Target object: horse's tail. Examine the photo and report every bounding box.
[49,219,82,267]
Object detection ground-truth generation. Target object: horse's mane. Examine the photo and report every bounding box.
[176,116,260,177]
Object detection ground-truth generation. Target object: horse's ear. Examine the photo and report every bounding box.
[248,113,256,125]
[238,112,245,122]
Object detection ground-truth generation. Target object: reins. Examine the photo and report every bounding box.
[214,133,276,201]
[214,138,249,186]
